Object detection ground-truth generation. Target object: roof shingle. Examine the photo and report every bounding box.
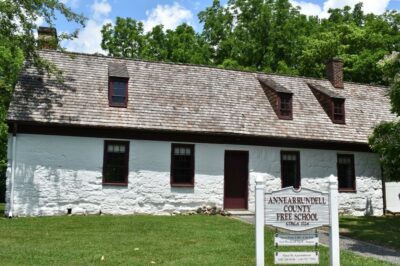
[7,50,396,145]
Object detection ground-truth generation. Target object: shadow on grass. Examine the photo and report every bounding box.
[346,240,400,257]
[340,216,400,251]
[0,203,4,217]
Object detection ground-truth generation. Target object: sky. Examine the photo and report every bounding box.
[50,0,400,54]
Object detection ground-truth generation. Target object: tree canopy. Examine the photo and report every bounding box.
[0,0,86,201]
[369,52,400,181]
[101,0,400,85]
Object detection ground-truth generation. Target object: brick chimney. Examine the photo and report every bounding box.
[38,27,58,50]
[326,58,344,89]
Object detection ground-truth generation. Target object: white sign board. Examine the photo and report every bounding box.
[265,186,329,231]
[386,182,400,212]
[274,252,319,265]
[274,233,319,246]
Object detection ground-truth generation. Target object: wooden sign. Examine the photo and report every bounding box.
[274,252,319,265]
[274,233,319,246]
[265,187,329,231]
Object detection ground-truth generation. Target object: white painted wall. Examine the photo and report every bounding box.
[5,134,383,216]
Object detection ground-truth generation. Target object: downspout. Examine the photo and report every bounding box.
[8,123,17,218]
[381,166,386,216]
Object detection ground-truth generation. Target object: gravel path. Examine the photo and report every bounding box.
[233,216,400,265]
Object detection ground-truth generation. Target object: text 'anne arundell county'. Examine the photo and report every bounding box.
[267,196,327,223]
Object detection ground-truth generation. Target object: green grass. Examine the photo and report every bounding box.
[340,215,400,251]
[0,215,395,266]
[0,203,4,217]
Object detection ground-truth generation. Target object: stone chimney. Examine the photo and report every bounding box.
[38,27,58,50]
[326,58,344,89]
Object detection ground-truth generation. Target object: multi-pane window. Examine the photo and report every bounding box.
[170,144,195,186]
[337,154,355,192]
[278,93,292,119]
[109,78,128,107]
[103,141,129,185]
[332,99,345,123]
[281,151,300,189]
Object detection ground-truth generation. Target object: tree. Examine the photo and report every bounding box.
[0,0,86,202]
[165,23,211,64]
[369,52,400,181]
[101,19,212,65]
[298,4,400,85]
[101,17,145,58]
[142,25,168,61]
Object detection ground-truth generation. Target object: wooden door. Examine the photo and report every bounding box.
[224,150,249,209]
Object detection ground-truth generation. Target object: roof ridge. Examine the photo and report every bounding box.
[40,49,388,89]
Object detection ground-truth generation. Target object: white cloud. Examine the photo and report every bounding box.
[142,2,193,32]
[91,0,112,20]
[290,1,323,16]
[63,0,112,54]
[290,0,391,18]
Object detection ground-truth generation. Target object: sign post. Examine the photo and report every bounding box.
[255,176,265,266]
[329,175,340,266]
[255,175,340,265]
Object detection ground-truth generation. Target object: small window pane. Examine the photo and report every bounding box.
[174,147,180,155]
[108,145,113,152]
[111,96,125,104]
[120,145,125,153]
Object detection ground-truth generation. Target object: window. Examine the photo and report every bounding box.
[109,78,128,107]
[103,140,129,185]
[337,154,355,192]
[281,151,300,189]
[332,99,345,123]
[278,93,292,119]
[171,144,195,187]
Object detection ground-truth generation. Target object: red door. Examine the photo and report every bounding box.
[224,150,249,209]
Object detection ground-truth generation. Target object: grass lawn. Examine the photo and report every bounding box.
[0,214,395,265]
[0,203,4,217]
[340,215,400,251]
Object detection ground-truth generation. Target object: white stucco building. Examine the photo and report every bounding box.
[4,28,395,217]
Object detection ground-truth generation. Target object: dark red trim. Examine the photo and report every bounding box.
[332,99,345,124]
[10,122,372,152]
[277,92,293,120]
[102,140,130,186]
[170,143,195,187]
[337,154,356,192]
[109,77,128,108]
[280,151,301,189]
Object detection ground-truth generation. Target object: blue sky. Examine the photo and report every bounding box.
[52,0,400,54]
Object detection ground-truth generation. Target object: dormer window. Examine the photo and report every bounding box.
[278,93,292,119]
[109,78,128,107]
[308,83,346,124]
[332,99,345,123]
[108,62,129,108]
[258,77,293,120]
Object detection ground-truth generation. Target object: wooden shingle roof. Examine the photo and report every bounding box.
[7,50,396,145]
